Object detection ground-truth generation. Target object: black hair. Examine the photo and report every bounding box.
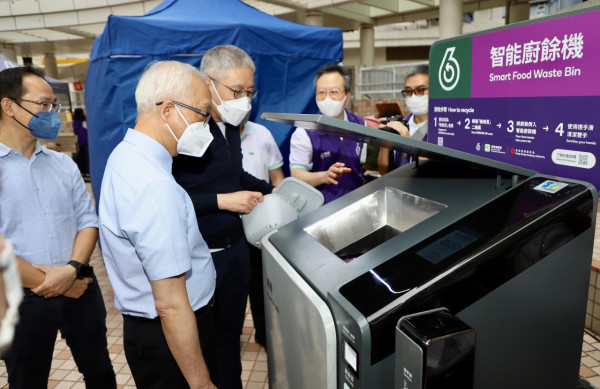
[313,64,352,92]
[73,108,86,121]
[0,66,46,102]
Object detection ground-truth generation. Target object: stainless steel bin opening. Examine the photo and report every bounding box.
[303,187,447,261]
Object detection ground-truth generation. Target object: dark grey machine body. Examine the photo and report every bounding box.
[260,113,597,389]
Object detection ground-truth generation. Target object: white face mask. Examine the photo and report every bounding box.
[211,80,252,126]
[0,240,23,355]
[316,96,347,118]
[166,105,213,158]
[405,94,429,116]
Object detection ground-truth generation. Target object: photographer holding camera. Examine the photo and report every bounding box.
[377,65,429,174]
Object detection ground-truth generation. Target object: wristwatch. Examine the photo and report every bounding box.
[67,260,93,279]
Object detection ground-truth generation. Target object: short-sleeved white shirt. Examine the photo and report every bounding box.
[240,121,283,183]
[408,115,428,137]
[289,112,367,171]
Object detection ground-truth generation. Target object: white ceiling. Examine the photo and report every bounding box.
[0,0,500,58]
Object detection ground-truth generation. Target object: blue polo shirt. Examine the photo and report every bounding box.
[99,129,216,318]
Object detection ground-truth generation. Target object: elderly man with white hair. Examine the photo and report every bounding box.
[172,45,274,389]
[99,60,217,389]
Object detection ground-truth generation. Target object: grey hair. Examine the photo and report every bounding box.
[135,61,203,115]
[313,64,351,92]
[200,45,255,80]
[406,65,429,81]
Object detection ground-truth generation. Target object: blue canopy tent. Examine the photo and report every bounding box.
[86,0,343,201]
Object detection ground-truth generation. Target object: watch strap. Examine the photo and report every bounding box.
[67,260,87,278]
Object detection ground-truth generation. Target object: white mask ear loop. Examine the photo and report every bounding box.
[210,79,224,107]
[165,104,189,143]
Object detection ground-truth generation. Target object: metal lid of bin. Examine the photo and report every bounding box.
[261,113,535,178]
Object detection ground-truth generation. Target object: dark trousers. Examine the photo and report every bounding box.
[123,303,217,389]
[212,237,250,389]
[248,243,266,347]
[3,274,116,389]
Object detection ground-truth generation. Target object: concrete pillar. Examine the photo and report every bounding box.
[360,23,375,68]
[0,44,17,62]
[305,10,323,26]
[507,0,530,24]
[44,53,59,79]
[439,0,463,40]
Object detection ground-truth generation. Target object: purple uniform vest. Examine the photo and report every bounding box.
[306,110,365,204]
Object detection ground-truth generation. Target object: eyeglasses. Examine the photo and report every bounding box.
[401,87,429,97]
[156,101,211,125]
[12,98,61,113]
[316,89,346,101]
[212,79,258,100]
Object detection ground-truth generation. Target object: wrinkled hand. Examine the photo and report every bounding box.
[378,120,409,137]
[31,264,77,298]
[218,191,264,214]
[63,277,93,299]
[322,162,352,185]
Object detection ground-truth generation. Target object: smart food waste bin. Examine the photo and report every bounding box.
[259,113,597,389]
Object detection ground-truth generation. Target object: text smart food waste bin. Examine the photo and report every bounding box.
[259,113,597,389]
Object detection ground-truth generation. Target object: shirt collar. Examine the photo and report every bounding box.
[0,140,47,157]
[123,129,172,172]
[240,122,254,139]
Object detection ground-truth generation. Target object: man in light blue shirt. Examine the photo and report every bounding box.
[99,60,217,389]
[0,66,116,388]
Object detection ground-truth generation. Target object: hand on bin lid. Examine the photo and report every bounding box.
[241,177,324,248]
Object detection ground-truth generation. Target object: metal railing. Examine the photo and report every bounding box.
[358,62,428,99]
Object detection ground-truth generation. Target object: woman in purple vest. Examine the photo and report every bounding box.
[289,64,366,204]
[72,108,90,178]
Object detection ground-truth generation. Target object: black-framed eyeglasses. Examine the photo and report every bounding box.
[212,79,258,100]
[11,98,61,113]
[156,101,211,125]
[401,87,429,97]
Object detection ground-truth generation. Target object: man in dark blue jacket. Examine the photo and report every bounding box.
[172,45,273,389]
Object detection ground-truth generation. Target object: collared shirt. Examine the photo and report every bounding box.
[240,121,283,182]
[408,115,428,137]
[99,129,216,318]
[289,111,367,171]
[0,141,98,266]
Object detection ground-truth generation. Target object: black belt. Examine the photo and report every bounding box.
[123,295,214,323]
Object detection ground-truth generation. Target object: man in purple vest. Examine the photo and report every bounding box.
[289,64,366,204]
[377,65,430,174]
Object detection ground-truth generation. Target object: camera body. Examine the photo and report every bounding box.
[383,114,409,127]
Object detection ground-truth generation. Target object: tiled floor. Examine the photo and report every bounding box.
[581,331,600,387]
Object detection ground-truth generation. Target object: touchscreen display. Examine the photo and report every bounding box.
[417,228,482,264]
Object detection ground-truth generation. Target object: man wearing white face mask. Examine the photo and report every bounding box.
[289,64,367,204]
[99,61,217,389]
[377,65,430,174]
[172,45,274,389]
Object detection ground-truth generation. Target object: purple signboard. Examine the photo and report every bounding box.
[429,7,600,188]
[471,10,600,98]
